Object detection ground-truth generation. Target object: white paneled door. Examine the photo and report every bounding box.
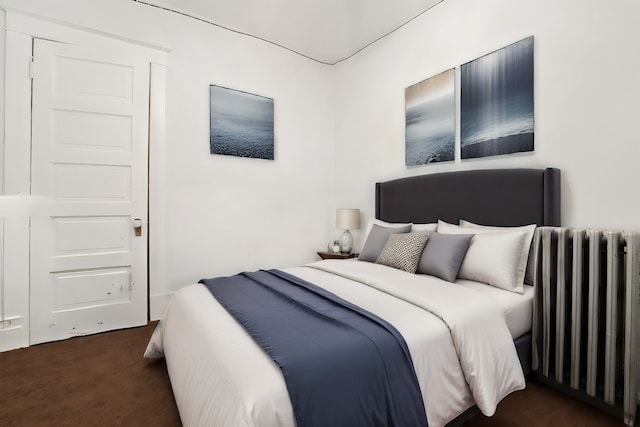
[30,39,149,344]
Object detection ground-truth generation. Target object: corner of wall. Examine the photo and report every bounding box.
[149,292,173,321]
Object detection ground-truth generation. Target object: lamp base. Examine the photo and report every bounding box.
[339,229,353,254]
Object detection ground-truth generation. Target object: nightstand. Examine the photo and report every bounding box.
[317,252,358,260]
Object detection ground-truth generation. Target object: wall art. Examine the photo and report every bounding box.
[405,68,455,165]
[460,36,534,159]
[209,85,275,160]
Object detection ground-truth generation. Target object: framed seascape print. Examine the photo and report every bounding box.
[460,36,534,159]
[405,68,455,165]
[209,85,275,160]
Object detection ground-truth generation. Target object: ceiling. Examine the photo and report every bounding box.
[138,0,444,64]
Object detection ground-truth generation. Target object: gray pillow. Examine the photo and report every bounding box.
[417,232,473,282]
[375,232,429,273]
[359,223,412,262]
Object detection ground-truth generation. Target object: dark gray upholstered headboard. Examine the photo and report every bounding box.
[376,168,561,227]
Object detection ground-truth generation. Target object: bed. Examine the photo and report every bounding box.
[145,167,561,427]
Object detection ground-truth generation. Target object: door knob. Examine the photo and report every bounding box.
[133,218,143,237]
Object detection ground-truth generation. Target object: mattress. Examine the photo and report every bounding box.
[146,260,528,427]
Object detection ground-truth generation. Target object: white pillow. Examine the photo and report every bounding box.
[437,220,529,293]
[411,223,437,233]
[459,219,537,285]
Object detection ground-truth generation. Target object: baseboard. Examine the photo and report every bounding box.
[0,317,29,352]
[149,292,174,321]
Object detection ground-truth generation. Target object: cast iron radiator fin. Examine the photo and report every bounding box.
[532,227,640,426]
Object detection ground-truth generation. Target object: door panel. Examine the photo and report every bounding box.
[30,39,149,344]
[52,268,133,310]
[54,110,133,151]
[50,163,132,199]
[53,216,131,254]
[53,56,133,101]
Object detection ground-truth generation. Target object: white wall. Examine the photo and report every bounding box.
[334,0,640,251]
[0,0,335,341]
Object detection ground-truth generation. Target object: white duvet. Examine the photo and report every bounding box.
[145,260,526,427]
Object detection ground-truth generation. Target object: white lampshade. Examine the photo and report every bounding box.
[336,209,360,230]
[336,209,360,254]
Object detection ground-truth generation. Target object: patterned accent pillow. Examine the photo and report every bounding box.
[375,232,429,273]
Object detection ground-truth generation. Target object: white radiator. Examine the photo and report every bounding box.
[532,227,640,425]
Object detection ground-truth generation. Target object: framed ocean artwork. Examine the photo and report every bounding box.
[405,68,455,165]
[209,85,275,160]
[460,37,534,159]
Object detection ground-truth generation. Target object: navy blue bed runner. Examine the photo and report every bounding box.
[199,269,428,427]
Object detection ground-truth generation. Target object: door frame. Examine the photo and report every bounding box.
[0,9,167,349]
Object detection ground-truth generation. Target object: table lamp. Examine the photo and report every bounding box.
[336,208,360,254]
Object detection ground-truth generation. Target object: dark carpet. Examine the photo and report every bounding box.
[0,322,626,426]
